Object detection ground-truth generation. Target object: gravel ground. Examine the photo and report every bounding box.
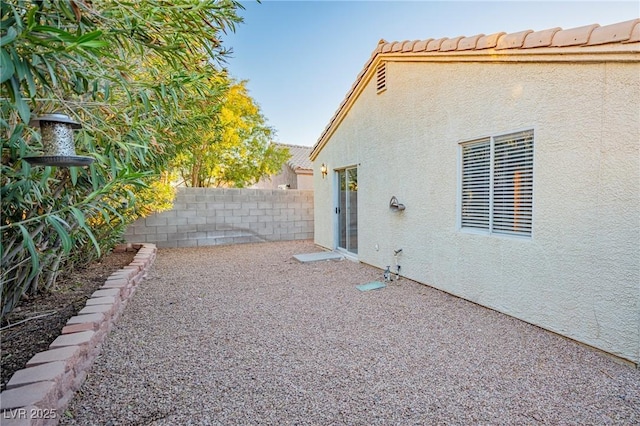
[62,240,639,425]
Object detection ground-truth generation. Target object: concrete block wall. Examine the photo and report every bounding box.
[125,188,314,248]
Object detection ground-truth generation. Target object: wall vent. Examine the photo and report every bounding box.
[376,62,386,94]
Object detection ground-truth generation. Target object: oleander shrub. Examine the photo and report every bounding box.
[0,0,243,318]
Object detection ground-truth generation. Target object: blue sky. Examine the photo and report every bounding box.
[222,1,639,147]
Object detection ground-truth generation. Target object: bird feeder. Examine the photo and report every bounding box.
[24,113,94,167]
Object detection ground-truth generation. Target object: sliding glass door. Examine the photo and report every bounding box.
[337,167,358,254]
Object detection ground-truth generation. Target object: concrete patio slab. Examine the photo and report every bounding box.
[293,251,343,263]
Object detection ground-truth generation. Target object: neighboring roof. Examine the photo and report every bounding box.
[275,143,313,172]
[310,19,640,160]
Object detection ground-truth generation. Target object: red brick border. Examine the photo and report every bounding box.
[0,243,157,426]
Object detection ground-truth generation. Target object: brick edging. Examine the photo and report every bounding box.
[0,243,157,426]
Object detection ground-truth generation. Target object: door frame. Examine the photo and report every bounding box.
[333,165,358,257]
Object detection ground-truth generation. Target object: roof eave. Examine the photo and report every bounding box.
[309,19,640,161]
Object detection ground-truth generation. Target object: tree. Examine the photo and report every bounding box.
[1,0,243,318]
[173,80,290,187]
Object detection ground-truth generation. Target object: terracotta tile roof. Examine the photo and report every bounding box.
[310,19,640,160]
[275,143,313,172]
[374,19,639,54]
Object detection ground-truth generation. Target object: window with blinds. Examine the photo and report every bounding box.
[461,139,491,230]
[460,130,534,237]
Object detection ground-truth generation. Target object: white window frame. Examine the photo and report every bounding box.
[458,129,534,238]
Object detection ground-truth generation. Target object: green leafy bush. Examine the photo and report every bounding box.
[1,0,243,318]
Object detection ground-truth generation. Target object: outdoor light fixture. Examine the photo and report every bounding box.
[24,113,94,167]
[320,163,328,179]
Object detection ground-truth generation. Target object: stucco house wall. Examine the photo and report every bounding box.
[311,21,640,364]
[295,173,314,190]
[254,143,313,190]
[254,161,299,189]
